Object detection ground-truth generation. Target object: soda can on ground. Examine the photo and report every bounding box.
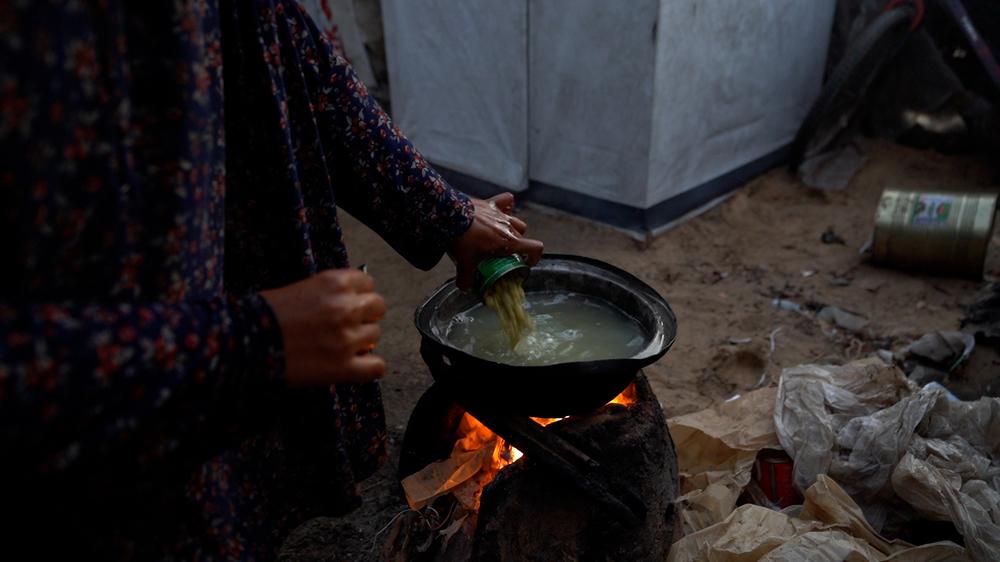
[753,450,802,508]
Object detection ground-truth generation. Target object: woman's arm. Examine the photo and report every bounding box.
[266,0,476,270]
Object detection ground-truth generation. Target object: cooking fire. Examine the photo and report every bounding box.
[402,383,640,513]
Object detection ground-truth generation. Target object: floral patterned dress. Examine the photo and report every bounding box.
[0,1,473,559]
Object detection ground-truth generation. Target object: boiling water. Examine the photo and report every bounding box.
[446,292,647,366]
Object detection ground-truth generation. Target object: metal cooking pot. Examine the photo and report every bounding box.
[415,255,677,418]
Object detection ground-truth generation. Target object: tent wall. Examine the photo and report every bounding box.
[382,0,836,236]
[382,0,529,192]
[647,0,835,207]
[529,0,659,209]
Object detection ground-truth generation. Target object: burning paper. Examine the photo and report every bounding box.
[400,386,637,513]
[401,412,521,512]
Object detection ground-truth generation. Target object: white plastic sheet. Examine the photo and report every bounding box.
[774,359,1000,561]
[772,358,916,494]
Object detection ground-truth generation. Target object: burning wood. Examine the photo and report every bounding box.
[401,385,638,512]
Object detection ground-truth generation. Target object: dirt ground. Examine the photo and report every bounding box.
[279,140,998,560]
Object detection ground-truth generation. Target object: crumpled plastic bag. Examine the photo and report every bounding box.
[668,386,781,533]
[774,357,1000,561]
[668,475,969,562]
[892,451,1000,562]
[773,357,915,494]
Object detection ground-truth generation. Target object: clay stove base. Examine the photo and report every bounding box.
[394,373,679,561]
[472,373,678,561]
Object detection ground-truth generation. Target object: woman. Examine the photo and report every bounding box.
[0,1,542,559]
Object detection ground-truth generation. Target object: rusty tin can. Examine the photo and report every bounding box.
[753,450,802,508]
[872,189,997,279]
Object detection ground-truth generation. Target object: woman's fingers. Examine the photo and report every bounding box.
[488,192,515,213]
[344,353,387,382]
[317,268,373,293]
[447,194,543,293]
[262,270,388,387]
[510,237,544,266]
[352,292,387,323]
[508,215,528,235]
[347,322,382,354]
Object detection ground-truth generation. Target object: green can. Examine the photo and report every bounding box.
[872,189,998,279]
[475,255,530,295]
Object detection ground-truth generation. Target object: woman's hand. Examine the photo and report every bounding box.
[448,193,544,291]
[261,269,387,387]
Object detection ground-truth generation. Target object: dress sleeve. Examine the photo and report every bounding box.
[0,294,285,475]
[280,0,475,270]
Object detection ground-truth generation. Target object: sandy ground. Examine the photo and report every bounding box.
[279,140,998,560]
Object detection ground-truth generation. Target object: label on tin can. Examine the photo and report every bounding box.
[753,450,802,508]
[911,195,954,226]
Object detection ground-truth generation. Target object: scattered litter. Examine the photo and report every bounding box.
[901,331,976,387]
[817,305,869,333]
[921,381,959,402]
[898,331,975,386]
[668,386,781,534]
[769,327,783,353]
[753,450,801,508]
[774,358,1000,560]
[828,273,853,287]
[702,270,730,285]
[801,270,817,278]
[860,279,883,293]
[797,142,867,191]
[858,233,874,257]
[668,478,969,562]
[729,337,753,345]
[876,349,894,364]
[870,190,996,279]
[963,283,1000,339]
[821,228,847,245]
[906,364,947,387]
[667,361,986,561]
[772,298,803,313]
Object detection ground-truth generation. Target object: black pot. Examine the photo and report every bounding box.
[415,254,677,418]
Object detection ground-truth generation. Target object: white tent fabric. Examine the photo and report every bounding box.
[645,1,836,208]
[383,0,836,232]
[529,0,660,209]
[382,1,529,192]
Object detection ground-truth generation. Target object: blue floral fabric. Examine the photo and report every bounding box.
[0,1,473,559]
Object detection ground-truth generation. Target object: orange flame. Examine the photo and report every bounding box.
[462,384,637,477]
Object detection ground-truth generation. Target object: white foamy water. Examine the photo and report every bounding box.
[446,292,646,366]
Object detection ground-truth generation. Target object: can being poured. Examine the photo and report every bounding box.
[475,254,530,296]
